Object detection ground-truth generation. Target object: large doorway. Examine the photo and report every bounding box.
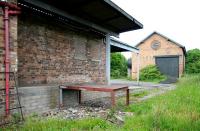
[155,56,179,78]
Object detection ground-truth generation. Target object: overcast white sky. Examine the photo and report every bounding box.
[112,0,200,58]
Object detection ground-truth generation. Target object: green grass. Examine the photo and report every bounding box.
[131,91,149,98]
[116,90,150,111]
[1,117,117,131]
[123,74,200,130]
[1,74,200,130]
[118,90,149,103]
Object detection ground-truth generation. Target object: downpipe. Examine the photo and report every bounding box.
[0,1,20,116]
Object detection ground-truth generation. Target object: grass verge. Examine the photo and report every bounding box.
[1,74,200,130]
[1,117,117,131]
[123,74,200,130]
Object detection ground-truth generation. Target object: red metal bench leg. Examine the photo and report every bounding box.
[126,89,130,105]
[111,91,115,107]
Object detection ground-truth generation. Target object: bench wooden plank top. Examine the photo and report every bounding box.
[60,84,128,92]
[59,84,130,107]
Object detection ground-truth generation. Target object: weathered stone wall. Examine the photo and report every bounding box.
[132,33,185,79]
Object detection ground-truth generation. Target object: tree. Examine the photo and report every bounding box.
[111,53,128,78]
[185,48,200,73]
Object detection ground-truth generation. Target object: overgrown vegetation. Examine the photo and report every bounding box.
[2,75,200,130]
[1,117,116,131]
[124,74,200,130]
[186,48,200,73]
[139,65,166,82]
[111,53,128,79]
[116,90,149,108]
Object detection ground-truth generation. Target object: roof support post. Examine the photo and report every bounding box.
[136,53,140,85]
[106,34,111,85]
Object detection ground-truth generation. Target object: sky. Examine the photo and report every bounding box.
[111,0,200,58]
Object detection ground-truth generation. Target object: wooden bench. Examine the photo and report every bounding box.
[59,84,129,107]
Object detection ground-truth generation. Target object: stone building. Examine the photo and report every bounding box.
[132,32,186,79]
[0,0,142,116]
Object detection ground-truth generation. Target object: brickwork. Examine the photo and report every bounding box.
[0,0,18,116]
[19,86,59,114]
[132,33,185,79]
[15,14,107,114]
[62,90,79,107]
[0,5,108,115]
[82,91,110,101]
[18,15,106,87]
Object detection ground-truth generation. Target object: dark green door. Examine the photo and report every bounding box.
[155,56,179,78]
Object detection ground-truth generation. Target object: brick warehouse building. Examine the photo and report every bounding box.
[132,32,186,79]
[0,0,142,116]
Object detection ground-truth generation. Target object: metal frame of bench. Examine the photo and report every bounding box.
[59,85,129,108]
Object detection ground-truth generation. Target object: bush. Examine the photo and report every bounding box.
[186,48,200,73]
[111,53,127,78]
[140,65,165,81]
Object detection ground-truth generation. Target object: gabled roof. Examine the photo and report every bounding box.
[18,0,143,37]
[135,31,186,55]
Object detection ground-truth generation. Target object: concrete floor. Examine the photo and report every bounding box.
[111,79,175,90]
